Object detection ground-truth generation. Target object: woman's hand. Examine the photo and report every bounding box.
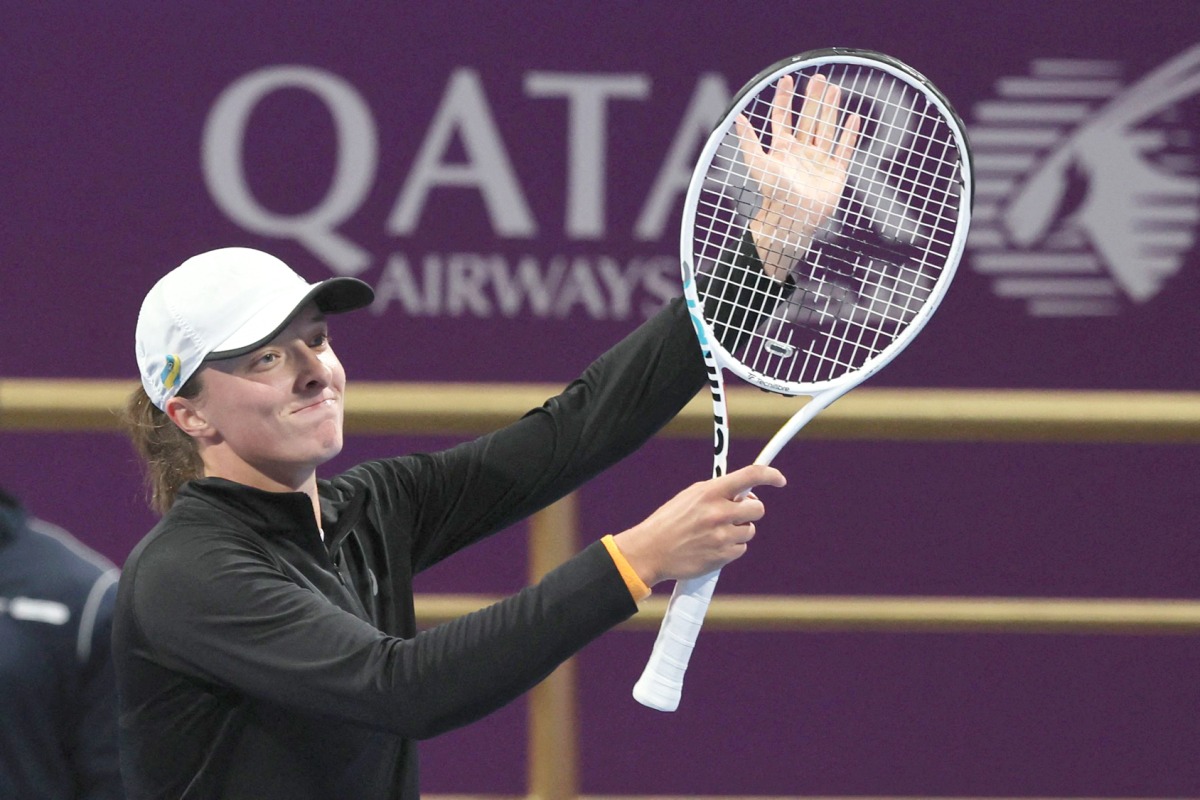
[612,464,786,586]
[736,73,862,280]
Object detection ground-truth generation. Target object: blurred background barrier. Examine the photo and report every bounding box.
[4,379,1200,442]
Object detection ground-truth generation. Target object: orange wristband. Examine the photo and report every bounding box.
[601,535,652,602]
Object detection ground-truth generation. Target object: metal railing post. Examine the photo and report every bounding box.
[527,493,581,800]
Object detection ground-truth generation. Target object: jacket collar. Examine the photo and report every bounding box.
[175,477,362,546]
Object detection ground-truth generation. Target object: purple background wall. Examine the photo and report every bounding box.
[2,2,1197,795]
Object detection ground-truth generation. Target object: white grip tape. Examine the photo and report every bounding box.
[631,568,721,712]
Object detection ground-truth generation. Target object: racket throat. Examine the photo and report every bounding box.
[754,390,843,466]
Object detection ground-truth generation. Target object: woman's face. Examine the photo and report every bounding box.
[187,303,347,490]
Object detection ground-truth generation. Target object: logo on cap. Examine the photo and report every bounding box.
[160,354,183,391]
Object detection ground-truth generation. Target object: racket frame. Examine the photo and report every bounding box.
[686,48,974,404]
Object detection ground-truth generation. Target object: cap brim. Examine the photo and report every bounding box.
[206,277,375,361]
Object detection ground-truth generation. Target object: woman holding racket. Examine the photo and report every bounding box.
[112,74,856,800]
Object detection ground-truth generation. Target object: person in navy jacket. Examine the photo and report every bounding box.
[0,486,123,800]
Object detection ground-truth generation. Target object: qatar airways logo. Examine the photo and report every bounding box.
[967,45,1200,317]
[202,66,736,320]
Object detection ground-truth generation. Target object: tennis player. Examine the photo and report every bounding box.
[113,243,784,798]
[112,73,852,799]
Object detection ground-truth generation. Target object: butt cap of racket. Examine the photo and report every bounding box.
[632,669,682,712]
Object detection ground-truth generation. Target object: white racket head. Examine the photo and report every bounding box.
[681,48,973,399]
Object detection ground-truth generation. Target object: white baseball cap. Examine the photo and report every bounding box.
[135,247,374,409]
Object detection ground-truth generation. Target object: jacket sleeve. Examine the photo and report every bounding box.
[346,294,710,573]
[384,239,790,571]
[129,529,635,739]
[71,574,125,800]
[701,232,795,353]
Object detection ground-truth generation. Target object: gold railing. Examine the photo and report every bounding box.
[3,378,1199,800]
[3,379,1199,442]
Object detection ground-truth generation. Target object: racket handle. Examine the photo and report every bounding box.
[632,568,722,712]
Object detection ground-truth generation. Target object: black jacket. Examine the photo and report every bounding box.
[113,296,708,799]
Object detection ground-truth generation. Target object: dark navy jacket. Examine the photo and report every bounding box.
[0,488,123,800]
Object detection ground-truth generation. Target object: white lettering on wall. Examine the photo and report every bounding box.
[202,66,378,276]
[635,73,731,240]
[525,72,651,238]
[202,65,735,317]
[372,253,676,319]
[388,69,536,239]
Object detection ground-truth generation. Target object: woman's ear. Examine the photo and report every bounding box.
[164,395,210,439]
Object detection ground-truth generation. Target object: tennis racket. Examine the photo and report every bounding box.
[632,48,973,712]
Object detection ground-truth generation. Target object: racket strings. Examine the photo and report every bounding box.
[693,62,966,387]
